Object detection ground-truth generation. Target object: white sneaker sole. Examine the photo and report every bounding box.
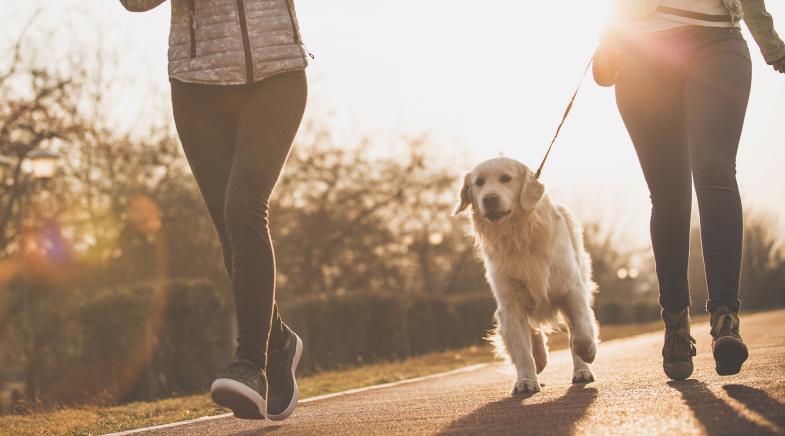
[210,378,266,420]
[265,333,303,421]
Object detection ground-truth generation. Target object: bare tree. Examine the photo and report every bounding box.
[0,15,83,258]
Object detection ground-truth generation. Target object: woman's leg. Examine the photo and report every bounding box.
[171,73,305,369]
[684,33,752,314]
[173,81,282,360]
[615,48,693,314]
[170,81,237,275]
[224,71,307,369]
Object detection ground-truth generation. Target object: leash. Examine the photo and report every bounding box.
[534,56,594,179]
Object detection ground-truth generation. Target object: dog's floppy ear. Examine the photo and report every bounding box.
[519,168,544,212]
[453,173,472,215]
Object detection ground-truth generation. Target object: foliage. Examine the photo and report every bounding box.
[271,138,486,298]
[281,292,495,373]
[1,280,230,409]
[689,211,785,312]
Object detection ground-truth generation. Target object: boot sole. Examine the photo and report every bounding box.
[211,378,266,420]
[663,361,693,380]
[266,333,303,421]
[714,336,748,376]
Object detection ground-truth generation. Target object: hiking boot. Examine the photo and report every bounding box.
[266,328,303,421]
[210,359,267,419]
[662,308,696,380]
[711,306,748,376]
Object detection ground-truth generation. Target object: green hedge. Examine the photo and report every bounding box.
[594,301,661,325]
[279,293,497,373]
[279,294,661,373]
[77,281,232,403]
[4,280,232,406]
[5,279,663,408]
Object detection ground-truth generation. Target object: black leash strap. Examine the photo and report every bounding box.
[534,57,594,179]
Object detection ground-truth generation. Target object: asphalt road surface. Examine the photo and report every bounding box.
[125,309,785,435]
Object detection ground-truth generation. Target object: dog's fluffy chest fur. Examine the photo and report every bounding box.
[472,196,578,322]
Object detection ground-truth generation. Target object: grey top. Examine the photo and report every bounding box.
[120,0,309,85]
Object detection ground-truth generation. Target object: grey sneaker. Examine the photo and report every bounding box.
[662,309,696,380]
[265,329,303,421]
[210,359,267,420]
[711,306,748,376]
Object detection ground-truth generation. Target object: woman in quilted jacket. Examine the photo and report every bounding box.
[120,0,310,421]
[607,0,785,382]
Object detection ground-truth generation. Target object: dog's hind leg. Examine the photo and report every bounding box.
[497,308,541,394]
[531,328,548,374]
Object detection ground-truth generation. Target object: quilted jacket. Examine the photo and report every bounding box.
[119,0,310,85]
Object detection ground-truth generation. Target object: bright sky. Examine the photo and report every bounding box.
[5,1,785,246]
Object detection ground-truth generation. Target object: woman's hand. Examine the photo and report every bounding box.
[773,56,785,74]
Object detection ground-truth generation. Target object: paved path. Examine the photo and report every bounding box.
[128,309,785,435]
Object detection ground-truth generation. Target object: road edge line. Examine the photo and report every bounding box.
[105,362,492,435]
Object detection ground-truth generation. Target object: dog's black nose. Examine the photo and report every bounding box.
[482,194,500,210]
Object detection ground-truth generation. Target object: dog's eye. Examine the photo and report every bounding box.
[475,178,485,187]
[500,174,512,183]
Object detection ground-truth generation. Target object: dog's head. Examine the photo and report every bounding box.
[453,157,544,223]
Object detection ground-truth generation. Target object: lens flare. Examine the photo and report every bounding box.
[126,195,163,235]
[1,194,172,404]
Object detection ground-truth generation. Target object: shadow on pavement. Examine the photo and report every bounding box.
[723,384,785,429]
[668,380,780,434]
[228,424,282,435]
[437,384,598,435]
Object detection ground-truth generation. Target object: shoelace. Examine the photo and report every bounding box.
[665,328,697,358]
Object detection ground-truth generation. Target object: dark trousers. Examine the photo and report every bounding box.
[615,27,751,314]
[171,70,307,368]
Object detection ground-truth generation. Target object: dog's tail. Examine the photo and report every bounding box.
[557,204,599,297]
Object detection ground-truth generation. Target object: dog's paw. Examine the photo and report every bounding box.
[572,337,597,364]
[512,378,541,395]
[572,368,595,384]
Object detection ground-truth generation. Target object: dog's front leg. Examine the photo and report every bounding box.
[563,290,599,384]
[497,307,541,394]
[570,342,595,384]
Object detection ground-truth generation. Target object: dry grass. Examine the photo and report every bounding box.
[0,319,675,436]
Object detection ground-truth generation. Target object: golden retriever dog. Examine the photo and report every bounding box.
[454,157,599,394]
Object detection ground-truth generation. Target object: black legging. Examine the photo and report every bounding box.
[616,26,751,314]
[171,70,307,368]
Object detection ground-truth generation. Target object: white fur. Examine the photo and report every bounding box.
[455,157,599,394]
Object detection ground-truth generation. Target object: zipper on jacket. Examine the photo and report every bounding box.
[284,0,315,59]
[189,0,196,58]
[236,0,255,82]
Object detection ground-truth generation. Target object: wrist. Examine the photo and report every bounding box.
[768,52,785,66]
